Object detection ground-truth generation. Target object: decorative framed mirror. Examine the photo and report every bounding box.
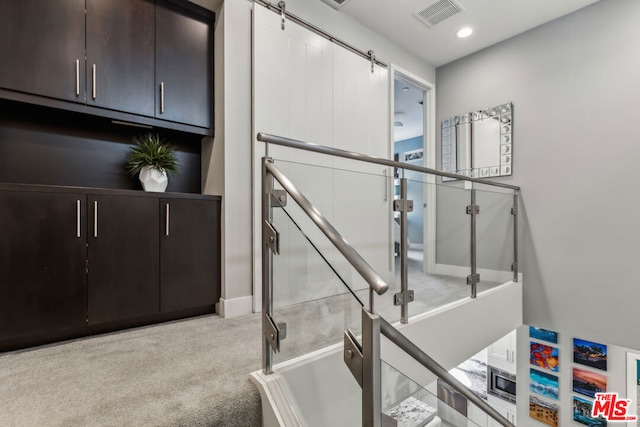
[441,102,512,181]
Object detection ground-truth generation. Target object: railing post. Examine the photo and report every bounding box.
[262,157,274,374]
[393,171,413,323]
[467,187,479,298]
[512,191,519,282]
[362,308,381,427]
[399,176,409,323]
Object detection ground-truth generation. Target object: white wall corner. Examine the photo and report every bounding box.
[216,295,254,318]
[250,370,300,427]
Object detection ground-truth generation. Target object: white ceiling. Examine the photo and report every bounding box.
[368,0,601,142]
[338,0,600,67]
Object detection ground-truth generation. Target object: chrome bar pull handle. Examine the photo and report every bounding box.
[76,200,81,238]
[506,349,509,362]
[165,203,170,236]
[160,82,165,113]
[75,59,80,96]
[92,64,96,99]
[93,201,98,237]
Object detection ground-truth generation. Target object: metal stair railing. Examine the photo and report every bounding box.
[261,154,516,426]
[258,132,520,324]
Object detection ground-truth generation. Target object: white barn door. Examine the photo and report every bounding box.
[253,5,391,311]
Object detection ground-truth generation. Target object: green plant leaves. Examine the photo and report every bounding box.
[126,133,180,176]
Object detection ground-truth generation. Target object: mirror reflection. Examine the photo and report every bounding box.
[441,102,512,181]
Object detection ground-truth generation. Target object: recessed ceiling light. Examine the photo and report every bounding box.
[402,87,409,92]
[394,121,404,127]
[457,27,473,38]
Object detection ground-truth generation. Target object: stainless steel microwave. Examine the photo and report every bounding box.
[488,366,516,403]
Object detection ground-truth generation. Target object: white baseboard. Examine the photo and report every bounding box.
[216,295,254,318]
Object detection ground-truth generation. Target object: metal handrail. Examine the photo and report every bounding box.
[379,317,515,427]
[257,132,521,191]
[266,160,389,296]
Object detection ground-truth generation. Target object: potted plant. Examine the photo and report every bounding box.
[126,133,180,192]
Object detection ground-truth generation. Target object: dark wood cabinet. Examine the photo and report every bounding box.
[160,198,220,313]
[86,0,156,116]
[0,0,86,103]
[87,195,160,324]
[0,184,220,351]
[156,1,213,129]
[0,191,87,339]
[0,0,214,135]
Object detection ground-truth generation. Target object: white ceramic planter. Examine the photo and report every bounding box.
[139,165,168,192]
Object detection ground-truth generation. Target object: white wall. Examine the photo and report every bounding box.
[435,0,640,350]
[202,0,436,316]
[202,0,255,316]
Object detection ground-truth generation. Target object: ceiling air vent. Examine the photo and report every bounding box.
[415,0,464,28]
[320,0,352,10]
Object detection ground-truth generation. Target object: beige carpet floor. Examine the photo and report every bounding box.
[0,313,263,427]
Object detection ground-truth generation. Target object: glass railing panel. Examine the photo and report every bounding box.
[393,177,476,319]
[434,180,471,275]
[475,187,515,286]
[271,157,401,323]
[270,157,518,325]
[270,190,364,364]
[381,360,481,427]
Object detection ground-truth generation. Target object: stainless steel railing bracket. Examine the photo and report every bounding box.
[343,330,364,388]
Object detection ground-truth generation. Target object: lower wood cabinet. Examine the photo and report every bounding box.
[160,198,220,313]
[0,185,221,350]
[88,195,160,324]
[0,190,87,339]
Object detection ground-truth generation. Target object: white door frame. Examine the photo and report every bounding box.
[388,64,436,274]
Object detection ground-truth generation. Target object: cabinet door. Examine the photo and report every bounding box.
[468,401,489,427]
[88,195,159,324]
[487,403,516,426]
[0,191,87,339]
[156,1,213,128]
[160,199,220,312]
[0,0,85,103]
[487,331,515,374]
[86,0,155,116]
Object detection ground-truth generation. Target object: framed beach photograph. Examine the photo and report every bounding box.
[573,395,607,426]
[530,342,559,372]
[530,368,559,400]
[574,338,607,371]
[573,367,607,398]
[529,326,558,344]
[530,395,559,427]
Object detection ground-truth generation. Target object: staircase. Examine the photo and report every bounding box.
[252,281,522,426]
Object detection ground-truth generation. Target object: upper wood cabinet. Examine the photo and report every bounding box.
[86,0,156,116]
[156,1,213,129]
[0,0,214,135]
[0,0,86,103]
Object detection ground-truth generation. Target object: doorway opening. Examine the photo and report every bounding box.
[390,66,435,274]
